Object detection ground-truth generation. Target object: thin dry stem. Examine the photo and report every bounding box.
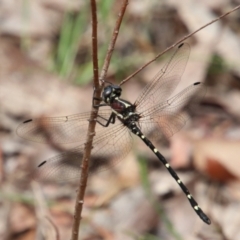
[71,1,129,239]
[120,4,240,86]
[46,217,60,240]
[71,1,100,239]
[99,0,129,83]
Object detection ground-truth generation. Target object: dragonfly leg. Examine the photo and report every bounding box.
[93,97,108,108]
[96,112,116,127]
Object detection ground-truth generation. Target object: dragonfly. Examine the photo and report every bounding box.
[17,43,211,224]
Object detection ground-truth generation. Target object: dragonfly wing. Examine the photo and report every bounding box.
[139,82,206,140]
[34,122,133,183]
[17,109,113,144]
[135,43,190,112]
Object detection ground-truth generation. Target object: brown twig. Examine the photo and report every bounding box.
[71,1,129,239]
[99,0,129,82]
[71,1,99,240]
[91,0,100,90]
[119,4,240,86]
[46,217,60,240]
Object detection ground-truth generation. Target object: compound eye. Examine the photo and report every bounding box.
[103,86,112,97]
[112,85,122,96]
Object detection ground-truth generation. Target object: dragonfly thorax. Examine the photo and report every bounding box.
[102,84,140,122]
[111,98,140,125]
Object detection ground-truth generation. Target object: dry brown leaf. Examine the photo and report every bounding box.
[9,203,36,234]
[194,138,240,181]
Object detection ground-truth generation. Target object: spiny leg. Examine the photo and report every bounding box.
[132,127,211,224]
[95,112,116,127]
[92,97,108,108]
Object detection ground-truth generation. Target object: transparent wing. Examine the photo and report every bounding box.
[33,121,133,183]
[135,43,190,111]
[17,109,113,144]
[138,82,206,140]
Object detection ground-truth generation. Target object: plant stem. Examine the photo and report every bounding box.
[120,4,240,86]
[71,1,129,239]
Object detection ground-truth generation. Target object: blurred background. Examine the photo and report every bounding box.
[1,0,240,239]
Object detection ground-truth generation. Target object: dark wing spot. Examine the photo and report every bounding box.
[38,161,47,167]
[194,82,200,85]
[23,119,32,123]
[178,43,184,48]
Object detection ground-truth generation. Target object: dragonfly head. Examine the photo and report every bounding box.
[102,85,122,103]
